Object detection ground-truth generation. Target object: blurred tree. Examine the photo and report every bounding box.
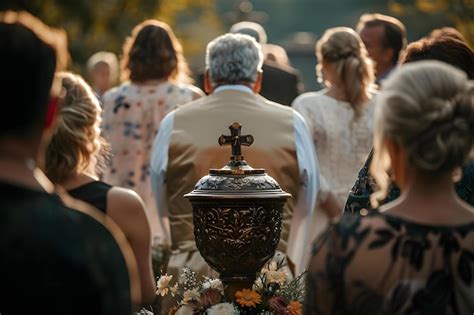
[156,0,224,71]
[1,0,161,73]
[1,0,223,76]
[389,0,474,45]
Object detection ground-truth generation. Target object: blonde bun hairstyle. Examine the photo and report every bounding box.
[316,27,375,118]
[371,61,474,207]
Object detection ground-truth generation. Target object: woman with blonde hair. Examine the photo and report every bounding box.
[102,20,203,241]
[45,72,157,305]
[304,61,474,314]
[292,27,375,233]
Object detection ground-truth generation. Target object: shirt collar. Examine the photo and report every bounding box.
[213,84,254,95]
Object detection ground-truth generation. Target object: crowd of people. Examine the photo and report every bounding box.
[0,8,473,315]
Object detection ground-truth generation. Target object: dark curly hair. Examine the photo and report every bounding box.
[120,19,191,83]
[402,33,474,80]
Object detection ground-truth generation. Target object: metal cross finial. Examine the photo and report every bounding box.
[218,122,254,160]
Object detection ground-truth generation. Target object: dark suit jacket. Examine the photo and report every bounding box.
[260,60,304,106]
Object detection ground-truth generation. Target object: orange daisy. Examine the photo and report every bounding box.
[235,288,262,308]
[287,300,302,315]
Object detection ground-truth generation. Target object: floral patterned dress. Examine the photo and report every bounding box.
[305,212,474,315]
[102,81,202,236]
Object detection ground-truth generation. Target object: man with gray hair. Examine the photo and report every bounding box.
[151,33,320,279]
[229,21,304,105]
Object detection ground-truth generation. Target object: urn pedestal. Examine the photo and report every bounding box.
[184,122,291,299]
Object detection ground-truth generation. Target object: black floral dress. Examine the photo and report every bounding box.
[344,150,474,214]
[304,212,474,315]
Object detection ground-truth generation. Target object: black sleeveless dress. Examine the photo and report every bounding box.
[68,181,112,213]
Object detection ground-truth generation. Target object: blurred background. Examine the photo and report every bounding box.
[2,0,473,92]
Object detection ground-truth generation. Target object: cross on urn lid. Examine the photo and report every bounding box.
[218,122,254,161]
[211,122,264,175]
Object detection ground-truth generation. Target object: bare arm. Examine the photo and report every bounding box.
[107,187,157,305]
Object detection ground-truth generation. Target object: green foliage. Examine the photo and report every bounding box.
[389,0,474,45]
[2,0,160,73]
[279,271,306,302]
[1,0,223,76]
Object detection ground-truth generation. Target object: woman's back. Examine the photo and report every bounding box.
[305,212,474,314]
[294,91,375,204]
[102,81,202,233]
[294,27,375,207]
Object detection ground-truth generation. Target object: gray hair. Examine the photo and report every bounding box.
[370,60,474,207]
[205,33,264,85]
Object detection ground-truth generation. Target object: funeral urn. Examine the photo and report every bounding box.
[184,122,291,293]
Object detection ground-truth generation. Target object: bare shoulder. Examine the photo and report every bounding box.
[107,186,146,215]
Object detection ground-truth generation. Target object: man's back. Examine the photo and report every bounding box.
[0,181,132,314]
[152,33,319,279]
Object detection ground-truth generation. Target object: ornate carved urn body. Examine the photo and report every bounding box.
[184,122,291,297]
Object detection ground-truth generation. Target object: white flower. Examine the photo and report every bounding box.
[134,309,153,315]
[266,269,287,285]
[202,278,224,292]
[170,283,179,297]
[156,274,173,296]
[182,288,200,304]
[207,303,239,315]
[261,261,287,285]
[176,305,194,315]
[261,261,277,276]
[254,277,264,290]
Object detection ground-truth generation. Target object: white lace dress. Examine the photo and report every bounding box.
[293,90,375,239]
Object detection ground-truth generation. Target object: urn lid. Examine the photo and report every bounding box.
[184,122,292,199]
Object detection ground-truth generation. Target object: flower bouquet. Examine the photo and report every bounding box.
[156,261,305,315]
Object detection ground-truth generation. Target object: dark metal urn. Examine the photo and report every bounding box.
[184,122,291,297]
